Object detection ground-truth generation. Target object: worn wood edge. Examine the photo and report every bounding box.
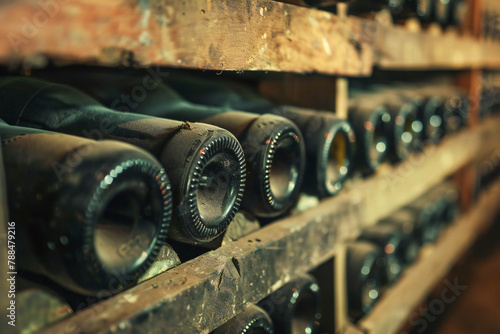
[0,0,372,76]
[343,324,367,334]
[358,179,500,334]
[375,24,500,70]
[2,1,500,74]
[40,117,500,334]
[334,244,349,333]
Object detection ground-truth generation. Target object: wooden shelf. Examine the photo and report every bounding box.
[1,0,500,75]
[375,26,500,70]
[0,0,372,76]
[41,116,500,334]
[2,1,499,332]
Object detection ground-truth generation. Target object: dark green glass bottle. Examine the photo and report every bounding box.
[162,74,355,197]
[348,99,391,173]
[34,70,305,218]
[346,241,386,320]
[258,274,320,334]
[0,76,246,244]
[211,304,274,334]
[0,120,171,295]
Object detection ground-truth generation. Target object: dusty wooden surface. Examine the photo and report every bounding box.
[0,0,373,76]
[375,24,500,70]
[1,1,500,74]
[358,179,500,334]
[41,116,500,334]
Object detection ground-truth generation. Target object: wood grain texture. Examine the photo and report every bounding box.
[374,24,500,70]
[1,1,500,74]
[0,0,373,75]
[41,117,500,334]
[358,179,500,334]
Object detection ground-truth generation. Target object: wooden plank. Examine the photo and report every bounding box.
[375,25,500,70]
[463,0,484,38]
[0,0,373,76]
[1,1,500,74]
[334,245,349,333]
[336,77,349,119]
[343,324,366,334]
[455,69,483,211]
[358,179,500,334]
[41,116,500,334]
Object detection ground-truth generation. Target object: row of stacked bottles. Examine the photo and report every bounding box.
[210,181,461,334]
[0,68,471,332]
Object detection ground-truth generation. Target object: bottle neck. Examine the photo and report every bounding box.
[163,74,273,113]
[0,77,190,156]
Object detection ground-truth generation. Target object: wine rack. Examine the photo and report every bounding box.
[1,0,500,334]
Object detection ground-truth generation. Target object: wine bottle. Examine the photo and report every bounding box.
[0,76,248,244]
[429,182,459,226]
[450,0,467,27]
[378,209,422,265]
[357,224,407,284]
[396,0,435,22]
[479,87,500,119]
[347,0,404,16]
[163,74,355,197]
[441,89,469,134]
[351,90,420,162]
[258,274,320,334]
[211,304,274,334]
[384,98,419,161]
[348,0,432,22]
[376,85,444,145]
[277,107,355,196]
[434,0,452,26]
[346,241,385,320]
[408,84,467,135]
[401,194,441,245]
[34,70,305,218]
[415,95,445,144]
[430,195,448,240]
[348,99,391,173]
[413,0,435,23]
[0,120,171,295]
